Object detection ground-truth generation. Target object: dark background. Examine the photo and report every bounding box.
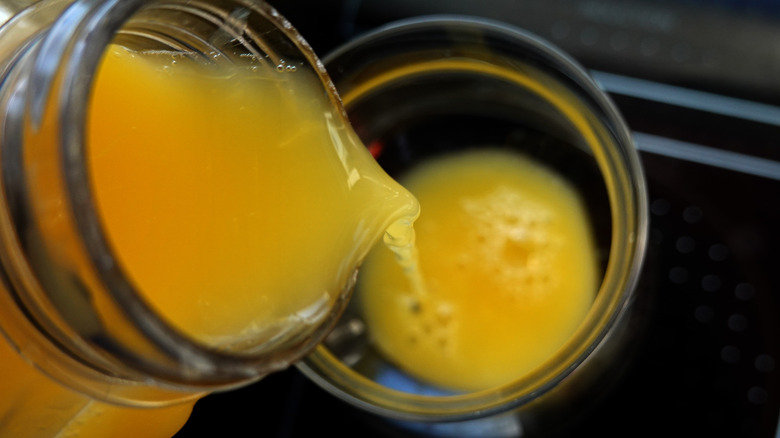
[176,1,780,436]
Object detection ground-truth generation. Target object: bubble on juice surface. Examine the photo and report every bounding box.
[461,186,562,297]
[399,291,456,355]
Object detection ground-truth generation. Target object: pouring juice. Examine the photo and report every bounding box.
[0,8,618,437]
[87,45,419,349]
[0,42,419,437]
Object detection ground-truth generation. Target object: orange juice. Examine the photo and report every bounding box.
[359,149,598,391]
[0,43,420,438]
[0,334,194,437]
[87,46,419,348]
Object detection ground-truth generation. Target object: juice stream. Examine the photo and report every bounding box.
[0,44,419,437]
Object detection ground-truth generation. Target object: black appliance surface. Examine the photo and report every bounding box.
[176,1,780,436]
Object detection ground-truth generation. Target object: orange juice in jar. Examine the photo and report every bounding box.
[0,1,418,437]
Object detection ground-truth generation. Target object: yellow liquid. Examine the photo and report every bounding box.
[0,45,419,438]
[87,46,419,348]
[0,335,194,438]
[359,149,598,391]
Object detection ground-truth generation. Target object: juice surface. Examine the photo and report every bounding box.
[87,46,418,349]
[359,149,598,391]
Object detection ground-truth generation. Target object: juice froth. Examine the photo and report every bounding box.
[359,149,598,391]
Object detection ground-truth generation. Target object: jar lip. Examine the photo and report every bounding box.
[47,0,345,387]
[301,15,649,420]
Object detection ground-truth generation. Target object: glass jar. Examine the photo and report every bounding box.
[297,16,649,437]
[0,1,388,436]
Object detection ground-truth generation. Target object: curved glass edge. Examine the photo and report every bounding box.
[299,14,649,421]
